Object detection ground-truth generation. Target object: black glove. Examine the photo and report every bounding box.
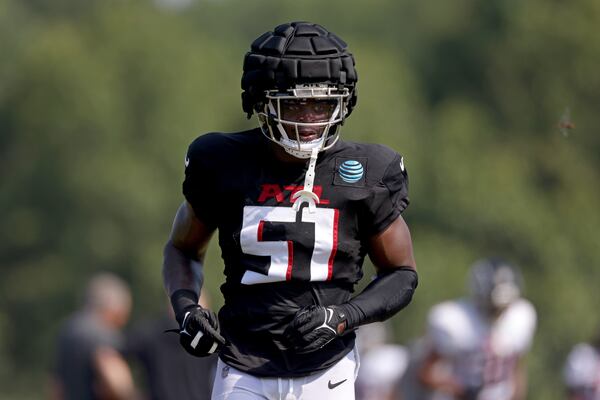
[283,305,349,354]
[176,305,226,357]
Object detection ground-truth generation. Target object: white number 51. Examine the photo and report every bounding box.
[239,205,339,285]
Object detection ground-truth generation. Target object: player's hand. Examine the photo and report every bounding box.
[177,306,225,357]
[283,305,348,353]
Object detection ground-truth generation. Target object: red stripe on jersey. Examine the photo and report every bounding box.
[327,209,339,280]
[312,185,330,205]
[286,241,294,280]
[257,221,265,242]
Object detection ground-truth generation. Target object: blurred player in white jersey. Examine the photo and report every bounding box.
[563,331,600,400]
[418,258,537,400]
[356,322,408,400]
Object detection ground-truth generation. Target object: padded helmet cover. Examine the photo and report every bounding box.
[241,21,358,117]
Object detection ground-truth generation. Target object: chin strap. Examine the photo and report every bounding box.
[292,147,320,213]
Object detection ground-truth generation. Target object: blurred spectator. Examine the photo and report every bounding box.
[398,338,434,400]
[126,291,217,400]
[417,258,537,400]
[563,331,600,400]
[51,272,137,400]
[355,322,408,400]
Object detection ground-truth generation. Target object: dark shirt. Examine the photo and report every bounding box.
[55,311,124,400]
[183,129,409,376]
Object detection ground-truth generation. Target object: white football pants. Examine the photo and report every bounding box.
[211,347,360,400]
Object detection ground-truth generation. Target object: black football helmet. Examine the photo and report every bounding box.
[241,22,358,159]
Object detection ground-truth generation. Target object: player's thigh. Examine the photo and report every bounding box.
[300,347,359,399]
[211,359,267,400]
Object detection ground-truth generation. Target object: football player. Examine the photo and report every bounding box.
[417,258,537,400]
[563,331,600,400]
[162,21,418,400]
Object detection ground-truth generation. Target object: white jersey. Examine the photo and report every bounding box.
[563,343,600,400]
[355,322,408,400]
[426,298,537,400]
[356,344,408,400]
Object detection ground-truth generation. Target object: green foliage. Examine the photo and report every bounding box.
[1,0,599,398]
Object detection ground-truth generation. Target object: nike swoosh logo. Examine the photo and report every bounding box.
[326,308,333,324]
[328,379,347,389]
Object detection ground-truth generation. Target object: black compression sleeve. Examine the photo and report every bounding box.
[340,267,418,329]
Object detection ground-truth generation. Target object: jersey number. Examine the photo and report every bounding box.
[240,206,339,285]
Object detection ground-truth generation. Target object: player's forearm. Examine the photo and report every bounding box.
[432,380,465,398]
[511,359,527,400]
[93,347,139,400]
[341,267,417,328]
[420,375,464,398]
[162,239,203,296]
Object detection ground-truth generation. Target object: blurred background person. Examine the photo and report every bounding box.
[51,272,137,400]
[398,337,434,400]
[126,291,217,400]
[417,258,537,400]
[563,330,600,400]
[355,322,409,400]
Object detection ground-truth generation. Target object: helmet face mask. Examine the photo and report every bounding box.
[258,84,350,158]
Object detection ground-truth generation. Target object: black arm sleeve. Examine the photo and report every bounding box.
[340,267,418,329]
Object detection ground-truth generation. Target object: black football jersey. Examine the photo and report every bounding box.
[183,128,409,377]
